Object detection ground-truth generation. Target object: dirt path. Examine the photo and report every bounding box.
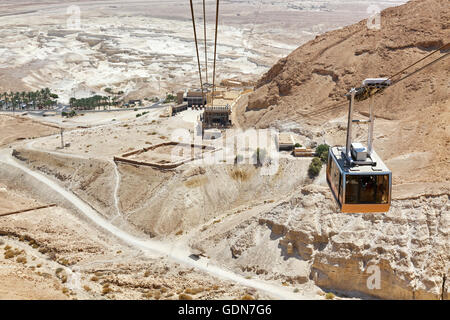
[0,147,313,299]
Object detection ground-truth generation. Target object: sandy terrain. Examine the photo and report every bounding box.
[0,114,59,147]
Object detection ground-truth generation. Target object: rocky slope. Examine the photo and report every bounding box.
[194,184,449,300]
[230,0,449,299]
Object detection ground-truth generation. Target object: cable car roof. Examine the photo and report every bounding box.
[330,146,391,174]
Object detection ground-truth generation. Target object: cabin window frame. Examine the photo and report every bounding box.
[343,173,391,205]
[327,150,344,206]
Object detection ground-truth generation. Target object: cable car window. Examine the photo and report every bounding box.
[376,175,389,204]
[345,174,389,204]
[328,157,341,199]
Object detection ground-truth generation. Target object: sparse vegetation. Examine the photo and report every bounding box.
[4,248,22,259]
[163,93,176,104]
[178,293,193,300]
[16,256,27,264]
[102,284,113,295]
[316,144,330,163]
[325,292,335,300]
[230,168,250,181]
[308,157,323,178]
[185,287,203,295]
[62,110,76,118]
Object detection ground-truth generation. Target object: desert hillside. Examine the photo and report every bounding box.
[244,0,448,122]
[0,0,448,301]
[238,0,449,190]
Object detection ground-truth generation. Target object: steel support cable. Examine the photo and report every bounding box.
[190,0,205,106]
[212,0,220,107]
[387,43,449,81]
[312,48,449,116]
[203,0,208,84]
[390,51,449,87]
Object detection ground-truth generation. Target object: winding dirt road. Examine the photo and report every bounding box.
[0,145,311,300]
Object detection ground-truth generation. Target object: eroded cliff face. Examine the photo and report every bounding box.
[196,183,448,300]
[231,0,449,299]
[260,186,449,299]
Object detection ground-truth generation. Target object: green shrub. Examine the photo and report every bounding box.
[308,157,323,178]
[316,144,329,162]
[325,292,335,300]
[294,143,302,148]
[164,94,176,104]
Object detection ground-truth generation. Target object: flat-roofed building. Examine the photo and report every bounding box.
[278,133,295,150]
[170,103,188,116]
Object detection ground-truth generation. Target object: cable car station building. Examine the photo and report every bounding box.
[200,105,231,129]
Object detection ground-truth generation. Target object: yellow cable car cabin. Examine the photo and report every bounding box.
[326,78,392,213]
